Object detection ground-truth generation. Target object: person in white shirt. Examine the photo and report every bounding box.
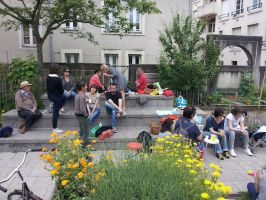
[224,107,253,157]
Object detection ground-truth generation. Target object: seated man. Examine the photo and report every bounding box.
[135,67,147,94]
[15,81,42,133]
[175,106,203,143]
[104,83,123,133]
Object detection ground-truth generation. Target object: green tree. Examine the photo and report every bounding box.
[158,14,220,91]
[238,72,256,97]
[0,0,160,69]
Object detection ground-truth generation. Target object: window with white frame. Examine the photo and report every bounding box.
[65,53,79,63]
[105,7,117,31]
[65,21,78,30]
[248,23,259,36]
[222,0,229,14]
[236,0,244,14]
[21,24,36,47]
[208,18,215,33]
[129,8,141,32]
[129,54,141,64]
[105,54,118,66]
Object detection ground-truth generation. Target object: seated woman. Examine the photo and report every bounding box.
[159,118,174,138]
[203,108,229,160]
[224,106,253,157]
[89,69,105,92]
[86,84,100,124]
[175,106,203,143]
[247,166,266,200]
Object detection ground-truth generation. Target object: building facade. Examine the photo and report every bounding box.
[0,1,191,66]
[192,0,265,90]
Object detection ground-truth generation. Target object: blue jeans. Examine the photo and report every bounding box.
[203,131,228,154]
[48,94,67,128]
[88,108,100,124]
[225,130,249,150]
[63,90,76,100]
[247,182,258,200]
[105,102,118,128]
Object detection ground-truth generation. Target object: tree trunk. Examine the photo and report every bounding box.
[36,40,43,70]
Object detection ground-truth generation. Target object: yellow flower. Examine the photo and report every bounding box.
[77,172,84,179]
[204,179,211,186]
[50,169,57,176]
[72,163,79,169]
[91,140,97,144]
[72,130,79,136]
[122,159,128,163]
[201,193,210,199]
[212,171,221,177]
[63,130,71,136]
[73,139,82,146]
[189,170,197,175]
[61,180,69,187]
[210,163,222,171]
[90,188,96,193]
[217,198,226,200]
[80,157,87,167]
[156,138,165,143]
[41,147,47,152]
[50,132,58,137]
[69,159,74,164]
[53,162,61,168]
[87,162,94,167]
[107,151,113,161]
[49,139,57,143]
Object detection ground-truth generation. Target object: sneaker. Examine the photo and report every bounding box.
[112,127,117,133]
[122,110,126,117]
[244,148,253,156]
[229,149,237,157]
[216,153,224,160]
[52,128,64,133]
[222,151,230,159]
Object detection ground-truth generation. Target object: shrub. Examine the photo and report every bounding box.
[238,73,256,98]
[207,91,224,104]
[43,132,232,200]
[40,131,99,200]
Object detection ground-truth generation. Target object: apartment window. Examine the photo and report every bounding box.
[129,54,141,64]
[105,54,118,66]
[22,24,36,47]
[232,61,238,65]
[65,21,78,30]
[232,27,241,35]
[248,23,259,36]
[235,0,244,14]
[221,0,229,14]
[129,8,141,32]
[248,0,262,10]
[105,7,116,31]
[208,18,215,33]
[65,53,79,63]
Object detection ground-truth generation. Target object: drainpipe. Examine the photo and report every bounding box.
[188,0,192,15]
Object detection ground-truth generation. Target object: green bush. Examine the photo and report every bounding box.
[207,91,223,104]
[238,73,256,97]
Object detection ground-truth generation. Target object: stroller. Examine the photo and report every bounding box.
[249,126,266,153]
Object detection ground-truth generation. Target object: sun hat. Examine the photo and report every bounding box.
[20,81,32,88]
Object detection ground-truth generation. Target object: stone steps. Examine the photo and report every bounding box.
[0,127,155,152]
[2,107,181,129]
[41,94,174,110]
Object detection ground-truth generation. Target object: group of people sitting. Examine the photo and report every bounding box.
[15,64,148,134]
[159,106,254,160]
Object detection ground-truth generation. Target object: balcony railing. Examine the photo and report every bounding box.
[231,8,244,17]
[218,13,229,19]
[197,1,217,18]
[247,3,262,11]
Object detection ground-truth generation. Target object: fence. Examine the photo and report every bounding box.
[176,90,208,106]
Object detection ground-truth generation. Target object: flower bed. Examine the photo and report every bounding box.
[41,132,232,200]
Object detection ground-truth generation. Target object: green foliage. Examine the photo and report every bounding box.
[158,14,220,91]
[9,55,38,85]
[238,73,256,97]
[207,91,223,104]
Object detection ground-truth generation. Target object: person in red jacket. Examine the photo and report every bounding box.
[89,69,105,92]
[135,68,147,94]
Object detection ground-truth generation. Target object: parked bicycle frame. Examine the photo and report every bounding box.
[0,148,43,200]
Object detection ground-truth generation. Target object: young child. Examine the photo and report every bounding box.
[75,81,89,148]
[159,118,174,138]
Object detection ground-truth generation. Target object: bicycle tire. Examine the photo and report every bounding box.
[7,190,22,200]
[7,190,43,200]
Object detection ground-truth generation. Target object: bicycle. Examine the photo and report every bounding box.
[0,148,43,200]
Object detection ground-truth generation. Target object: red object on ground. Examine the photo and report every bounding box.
[127,142,143,150]
[163,90,174,96]
[160,115,179,123]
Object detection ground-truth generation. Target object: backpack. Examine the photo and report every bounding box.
[95,126,113,137]
[0,126,13,138]
[137,131,153,153]
[177,120,194,138]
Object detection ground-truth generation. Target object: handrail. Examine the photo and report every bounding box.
[218,13,229,19]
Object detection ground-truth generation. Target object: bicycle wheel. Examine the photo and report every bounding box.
[7,190,23,200]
